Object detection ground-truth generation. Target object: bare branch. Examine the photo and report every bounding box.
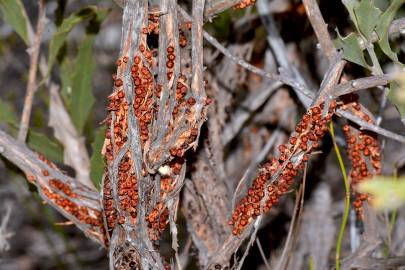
[337,109,405,144]
[302,0,336,61]
[191,0,207,118]
[0,129,105,246]
[18,0,46,142]
[204,0,241,19]
[333,74,393,97]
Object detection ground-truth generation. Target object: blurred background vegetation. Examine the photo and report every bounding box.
[0,0,405,269]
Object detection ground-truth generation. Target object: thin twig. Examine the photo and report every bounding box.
[177,6,314,102]
[333,74,393,97]
[257,0,313,107]
[256,238,271,270]
[337,109,405,144]
[0,201,13,252]
[18,0,46,142]
[302,0,336,60]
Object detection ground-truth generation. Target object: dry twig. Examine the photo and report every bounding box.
[18,0,46,142]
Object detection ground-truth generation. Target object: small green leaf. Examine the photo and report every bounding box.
[70,34,96,134]
[354,0,382,40]
[0,98,18,125]
[27,130,64,163]
[334,32,370,68]
[358,177,405,210]
[0,0,30,45]
[342,0,360,29]
[375,0,405,63]
[48,6,101,71]
[90,126,106,190]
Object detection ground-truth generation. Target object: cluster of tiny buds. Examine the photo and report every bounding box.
[229,101,337,235]
[234,0,257,9]
[23,153,106,245]
[146,176,177,241]
[103,153,139,234]
[101,17,210,245]
[104,76,134,233]
[179,22,191,48]
[116,153,139,225]
[105,91,128,160]
[143,14,159,35]
[166,46,175,80]
[146,202,170,241]
[341,94,381,219]
[103,171,117,232]
[131,44,155,143]
[41,182,103,228]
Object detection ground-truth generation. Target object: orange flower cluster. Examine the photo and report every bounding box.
[340,94,381,219]
[229,101,337,235]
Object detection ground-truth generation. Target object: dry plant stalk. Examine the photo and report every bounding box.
[229,101,337,235]
[0,130,105,246]
[100,0,210,268]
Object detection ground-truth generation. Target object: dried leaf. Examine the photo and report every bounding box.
[49,85,94,189]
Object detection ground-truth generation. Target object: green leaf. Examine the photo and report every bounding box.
[27,130,64,163]
[0,98,18,125]
[60,58,74,106]
[334,32,370,68]
[0,0,30,45]
[354,0,382,40]
[373,0,390,10]
[69,34,96,134]
[375,0,405,63]
[342,0,360,29]
[48,6,101,71]
[90,126,106,190]
[358,176,405,210]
